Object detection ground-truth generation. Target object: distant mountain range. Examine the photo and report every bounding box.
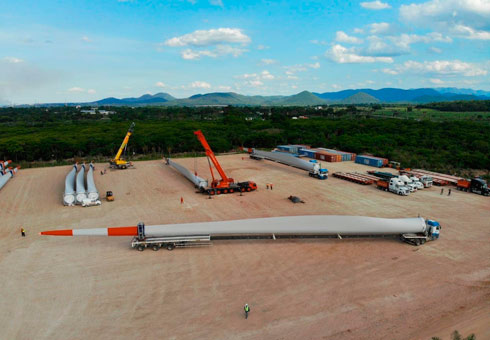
[11,88,490,107]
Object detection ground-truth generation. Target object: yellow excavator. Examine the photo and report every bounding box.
[110,122,135,169]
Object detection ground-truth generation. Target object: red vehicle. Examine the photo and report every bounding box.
[194,130,257,195]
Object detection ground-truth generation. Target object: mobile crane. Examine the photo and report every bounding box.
[194,130,257,195]
[109,122,135,169]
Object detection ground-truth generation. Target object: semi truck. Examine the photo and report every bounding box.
[376,178,411,196]
[250,149,328,179]
[41,215,442,248]
[457,178,490,196]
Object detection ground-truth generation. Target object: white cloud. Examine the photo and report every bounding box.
[327,44,393,63]
[307,62,321,69]
[236,70,275,81]
[245,80,263,87]
[353,28,365,34]
[382,68,399,75]
[452,24,490,40]
[430,78,445,84]
[363,32,451,57]
[428,46,442,53]
[335,31,363,44]
[331,84,341,89]
[68,87,85,93]
[209,0,223,6]
[385,60,487,77]
[190,81,211,89]
[3,57,23,63]
[261,58,277,65]
[257,44,269,50]
[181,49,215,60]
[155,81,166,88]
[81,36,91,42]
[361,1,391,10]
[310,39,328,45]
[400,0,490,40]
[369,22,392,34]
[261,70,274,80]
[165,28,250,47]
[67,87,97,94]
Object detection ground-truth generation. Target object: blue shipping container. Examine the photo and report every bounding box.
[355,155,383,167]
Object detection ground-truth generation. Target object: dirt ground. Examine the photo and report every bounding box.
[0,154,489,340]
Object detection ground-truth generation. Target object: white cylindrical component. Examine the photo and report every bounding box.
[63,164,77,206]
[42,216,428,238]
[0,160,11,171]
[75,164,87,204]
[144,216,427,237]
[0,167,17,191]
[167,158,208,189]
[252,149,318,172]
[86,163,99,200]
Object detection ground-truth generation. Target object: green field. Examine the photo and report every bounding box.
[371,107,490,121]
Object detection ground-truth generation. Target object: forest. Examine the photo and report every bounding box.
[0,105,489,174]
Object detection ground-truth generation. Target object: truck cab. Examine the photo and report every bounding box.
[409,176,424,190]
[419,175,433,188]
[309,163,328,180]
[471,178,490,196]
[426,220,441,240]
[389,178,410,196]
[399,175,417,192]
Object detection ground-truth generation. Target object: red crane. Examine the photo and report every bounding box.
[194,130,257,195]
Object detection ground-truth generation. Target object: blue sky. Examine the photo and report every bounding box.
[0,0,489,104]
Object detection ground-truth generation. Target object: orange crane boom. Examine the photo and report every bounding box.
[193,130,257,194]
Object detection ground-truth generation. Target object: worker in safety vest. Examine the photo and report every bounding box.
[244,304,250,319]
[21,227,26,237]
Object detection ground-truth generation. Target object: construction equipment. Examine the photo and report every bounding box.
[249,149,328,179]
[106,191,114,201]
[40,215,442,247]
[110,122,135,169]
[194,130,257,195]
[457,178,489,196]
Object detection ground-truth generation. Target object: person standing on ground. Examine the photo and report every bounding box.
[21,227,25,237]
[244,304,250,319]
[448,188,451,196]
[440,188,444,195]
[270,183,273,190]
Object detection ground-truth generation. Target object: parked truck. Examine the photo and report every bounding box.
[376,178,411,196]
[250,149,328,179]
[456,178,490,196]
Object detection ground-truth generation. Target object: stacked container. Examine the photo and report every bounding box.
[315,151,341,162]
[317,148,356,162]
[355,155,388,168]
[299,149,318,158]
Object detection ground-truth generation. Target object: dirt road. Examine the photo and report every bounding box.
[0,155,488,339]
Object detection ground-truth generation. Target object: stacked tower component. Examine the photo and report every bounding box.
[0,167,18,191]
[75,164,87,204]
[63,164,77,206]
[0,160,12,173]
[253,149,319,172]
[166,158,208,189]
[86,163,99,200]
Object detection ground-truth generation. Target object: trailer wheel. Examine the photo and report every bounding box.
[166,244,175,251]
[223,189,228,194]
[230,189,234,193]
[247,187,251,192]
[414,239,421,246]
[152,245,160,251]
[137,245,145,251]
[241,188,245,192]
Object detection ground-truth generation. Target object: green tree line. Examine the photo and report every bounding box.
[0,110,488,172]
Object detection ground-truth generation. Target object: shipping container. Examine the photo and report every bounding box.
[299,149,318,158]
[355,155,384,167]
[315,151,340,162]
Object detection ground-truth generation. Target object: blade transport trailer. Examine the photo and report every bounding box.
[41,215,442,249]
